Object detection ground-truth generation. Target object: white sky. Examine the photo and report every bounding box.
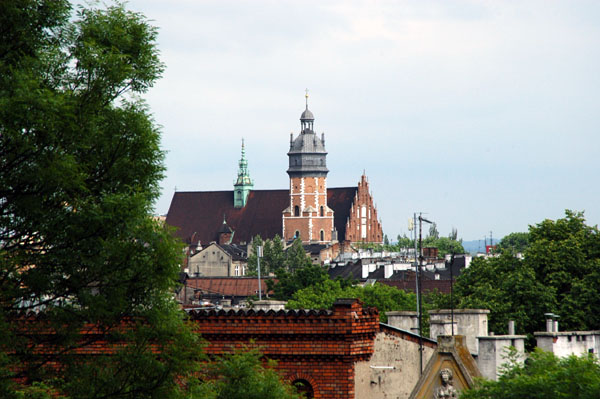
[108,0,599,240]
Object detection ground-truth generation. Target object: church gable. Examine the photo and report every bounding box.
[409,335,482,399]
[344,174,383,244]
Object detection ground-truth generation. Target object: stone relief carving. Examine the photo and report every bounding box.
[434,368,458,399]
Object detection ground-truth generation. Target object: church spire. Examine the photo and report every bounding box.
[300,89,314,132]
[234,138,253,208]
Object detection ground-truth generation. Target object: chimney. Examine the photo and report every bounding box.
[544,313,559,332]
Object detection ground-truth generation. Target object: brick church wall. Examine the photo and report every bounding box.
[283,176,334,243]
[344,174,383,244]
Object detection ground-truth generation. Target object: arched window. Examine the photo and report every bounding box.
[294,230,300,239]
[320,206,324,217]
[294,205,300,217]
[320,230,324,241]
[293,380,314,399]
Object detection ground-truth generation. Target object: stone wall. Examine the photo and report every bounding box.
[477,335,526,380]
[535,331,600,358]
[428,309,489,356]
[355,325,436,399]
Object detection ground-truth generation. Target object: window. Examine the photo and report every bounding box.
[234,265,240,276]
[320,206,324,217]
[295,230,300,239]
[292,380,314,399]
[320,230,324,241]
[294,205,300,216]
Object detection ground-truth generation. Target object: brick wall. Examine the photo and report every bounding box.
[189,298,379,399]
[344,174,383,244]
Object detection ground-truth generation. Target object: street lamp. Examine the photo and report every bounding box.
[417,214,432,375]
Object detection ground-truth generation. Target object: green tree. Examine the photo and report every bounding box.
[287,280,416,323]
[454,210,600,343]
[247,235,286,276]
[0,1,203,397]
[525,210,600,331]
[454,253,553,345]
[200,346,302,399]
[448,227,458,241]
[396,234,413,249]
[496,232,529,253]
[461,350,600,399]
[267,264,329,301]
[428,222,440,239]
[284,238,314,271]
[246,235,265,276]
[423,236,465,257]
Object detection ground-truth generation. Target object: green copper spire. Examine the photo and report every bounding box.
[234,138,253,208]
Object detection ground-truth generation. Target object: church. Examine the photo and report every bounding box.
[165,96,383,256]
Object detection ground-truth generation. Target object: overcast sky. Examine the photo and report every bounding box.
[111,0,599,241]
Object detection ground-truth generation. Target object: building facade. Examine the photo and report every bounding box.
[187,242,247,277]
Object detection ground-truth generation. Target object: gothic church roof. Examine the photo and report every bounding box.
[166,187,357,246]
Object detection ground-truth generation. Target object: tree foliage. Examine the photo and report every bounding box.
[428,222,440,239]
[454,253,553,344]
[199,346,302,399]
[423,236,465,257]
[247,235,286,276]
[495,232,530,253]
[247,236,311,276]
[267,263,330,301]
[0,1,203,397]
[360,235,464,257]
[287,280,416,322]
[461,350,600,399]
[454,210,600,343]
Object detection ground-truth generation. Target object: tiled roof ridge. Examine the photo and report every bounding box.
[187,308,334,318]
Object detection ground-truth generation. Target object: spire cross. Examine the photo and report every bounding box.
[305,88,309,109]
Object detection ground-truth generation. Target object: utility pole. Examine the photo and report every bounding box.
[450,254,455,336]
[257,245,263,300]
[417,213,432,375]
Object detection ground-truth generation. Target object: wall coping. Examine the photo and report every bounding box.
[428,309,490,315]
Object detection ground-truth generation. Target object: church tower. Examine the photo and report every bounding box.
[233,139,253,208]
[282,92,335,243]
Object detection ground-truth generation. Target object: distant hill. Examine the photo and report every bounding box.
[462,239,499,254]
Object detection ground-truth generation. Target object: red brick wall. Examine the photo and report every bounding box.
[283,176,334,243]
[189,298,379,399]
[344,174,383,244]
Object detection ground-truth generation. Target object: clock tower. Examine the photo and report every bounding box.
[282,93,334,243]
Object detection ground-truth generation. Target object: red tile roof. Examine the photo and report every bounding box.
[186,277,273,297]
[166,187,357,245]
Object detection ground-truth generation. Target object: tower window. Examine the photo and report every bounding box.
[320,206,324,217]
[320,230,324,241]
[294,205,300,217]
